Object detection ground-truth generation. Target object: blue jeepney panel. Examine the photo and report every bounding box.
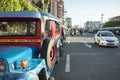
[0,59,48,80]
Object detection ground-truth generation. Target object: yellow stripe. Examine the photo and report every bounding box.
[0,39,41,42]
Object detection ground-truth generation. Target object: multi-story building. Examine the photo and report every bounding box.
[84,21,101,32]
[27,0,64,23]
[50,0,64,21]
[65,17,72,29]
[85,21,94,28]
[57,0,64,19]
[50,0,58,17]
[94,21,101,28]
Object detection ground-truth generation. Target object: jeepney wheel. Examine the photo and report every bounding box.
[41,39,56,70]
[38,69,47,80]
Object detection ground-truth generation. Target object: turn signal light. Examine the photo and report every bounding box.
[20,60,28,69]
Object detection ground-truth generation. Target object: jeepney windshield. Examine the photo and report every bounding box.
[0,20,37,36]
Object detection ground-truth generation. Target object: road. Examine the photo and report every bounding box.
[52,33,120,80]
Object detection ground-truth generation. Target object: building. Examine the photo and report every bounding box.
[85,21,94,28]
[57,0,64,20]
[27,0,64,24]
[84,21,101,32]
[94,21,101,28]
[65,17,72,29]
[50,0,64,23]
[50,0,58,17]
[110,16,120,21]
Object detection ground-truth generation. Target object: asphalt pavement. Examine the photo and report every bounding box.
[52,33,120,80]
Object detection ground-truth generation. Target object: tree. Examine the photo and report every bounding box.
[35,0,50,12]
[0,0,38,12]
[44,0,50,12]
[103,20,120,27]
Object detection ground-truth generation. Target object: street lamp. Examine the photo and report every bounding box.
[64,10,67,28]
[101,14,104,28]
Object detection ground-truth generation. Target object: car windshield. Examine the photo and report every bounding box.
[101,32,115,37]
[0,20,37,36]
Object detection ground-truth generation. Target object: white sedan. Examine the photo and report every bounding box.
[94,31,119,47]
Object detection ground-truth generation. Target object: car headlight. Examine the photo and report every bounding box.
[101,38,105,41]
[116,39,119,42]
[20,60,28,69]
[0,59,7,72]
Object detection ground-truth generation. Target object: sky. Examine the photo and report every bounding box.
[64,0,120,27]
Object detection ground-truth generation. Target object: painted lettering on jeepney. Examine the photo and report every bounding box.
[0,39,41,42]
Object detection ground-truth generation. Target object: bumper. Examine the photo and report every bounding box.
[100,41,119,47]
[0,72,38,80]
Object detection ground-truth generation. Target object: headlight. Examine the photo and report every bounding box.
[0,59,7,72]
[101,38,105,41]
[116,39,119,42]
[20,60,28,69]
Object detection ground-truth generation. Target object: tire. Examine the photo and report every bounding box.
[41,39,56,70]
[98,40,101,46]
[38,69,47,80]
[94,38,97,44]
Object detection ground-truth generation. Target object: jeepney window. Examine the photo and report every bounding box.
[55,22,60,33]
[45,20,51,30]
[0,20,37,36]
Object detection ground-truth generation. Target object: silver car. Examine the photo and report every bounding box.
[94,31,119,47]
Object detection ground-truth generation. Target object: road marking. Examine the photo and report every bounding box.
[71,53,120,56]
[71,53,102,55]
[114,53,120,56]
[65,54,70,72]
[67,41,70,44]
[84,41,92,48]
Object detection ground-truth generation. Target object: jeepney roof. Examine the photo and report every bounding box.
[0,10,41,19]
[40,12,62,22]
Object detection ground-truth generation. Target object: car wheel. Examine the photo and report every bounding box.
[98,40,101,46]
[94,38,97,44]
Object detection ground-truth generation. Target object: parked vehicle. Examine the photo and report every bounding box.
[94,30,119,47]
[0,11,64,80]
[112,27,120,35]
[70,29,75,36]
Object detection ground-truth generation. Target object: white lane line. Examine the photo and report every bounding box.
[114,53,120,56]
[65,54,70,72]
[71,53,103,55]
[84,41,92,48]
[67,41,70,44]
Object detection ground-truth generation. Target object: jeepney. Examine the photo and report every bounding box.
[0,11,63,80]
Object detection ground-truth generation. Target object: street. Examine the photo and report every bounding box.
[52,33,120,80]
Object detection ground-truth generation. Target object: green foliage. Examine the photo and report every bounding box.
[103,20,120,27]
[36,0,50,12]
[44,0,50,12]
[36,0,44,11]
[20,0,38,11]
[0,0,38,12]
